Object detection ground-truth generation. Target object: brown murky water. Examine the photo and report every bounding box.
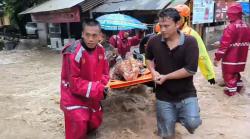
[0,48,249,139]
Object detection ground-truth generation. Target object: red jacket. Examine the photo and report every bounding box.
[215,19,250,73]
[109,31,141,58]
[60,40,109,112]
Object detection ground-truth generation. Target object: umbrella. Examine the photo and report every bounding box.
[96,13,147,30]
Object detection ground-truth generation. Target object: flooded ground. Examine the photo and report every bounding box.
[0,48,250,139]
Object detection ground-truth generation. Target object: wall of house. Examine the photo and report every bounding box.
[0,15,10,27]
[37,23,48,46]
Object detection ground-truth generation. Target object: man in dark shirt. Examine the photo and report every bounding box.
[146,8,201,139]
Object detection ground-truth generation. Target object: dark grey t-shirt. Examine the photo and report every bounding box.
[146,32,199,102]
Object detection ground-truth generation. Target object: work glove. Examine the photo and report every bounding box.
[208,78,216,85]
[116,55,122,63]
[133,50,144,62]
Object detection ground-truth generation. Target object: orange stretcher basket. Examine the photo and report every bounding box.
[108,69,153,89]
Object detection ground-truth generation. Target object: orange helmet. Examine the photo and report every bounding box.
[174,4,190,17]
[154,23,160,33]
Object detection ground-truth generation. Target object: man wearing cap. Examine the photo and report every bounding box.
[109,30,143,58]
[214,3,250,96]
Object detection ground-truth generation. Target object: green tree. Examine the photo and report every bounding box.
[2,0,47,35]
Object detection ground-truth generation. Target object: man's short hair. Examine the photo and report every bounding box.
[158,8,181,23]
[82,19,101,31]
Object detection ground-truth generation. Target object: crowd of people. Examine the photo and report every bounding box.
[59,3,250,139]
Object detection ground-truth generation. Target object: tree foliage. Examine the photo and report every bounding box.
[2,0,47,35]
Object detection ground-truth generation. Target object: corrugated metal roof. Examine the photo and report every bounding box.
[168,0,188,8]
[92,0,187,13]
[20,0,85,14]
[80,0,107,12]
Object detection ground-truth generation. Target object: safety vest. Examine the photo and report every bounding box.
[181,23,215,80]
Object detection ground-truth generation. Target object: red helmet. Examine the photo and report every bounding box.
[227,3,243,21]
[227,3,242,14]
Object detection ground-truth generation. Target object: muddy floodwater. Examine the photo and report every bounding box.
[0,48,250,139]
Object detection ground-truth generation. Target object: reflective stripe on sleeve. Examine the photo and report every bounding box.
[86,82,92,98]
[222,62,246,65]
[75,47,85,63]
